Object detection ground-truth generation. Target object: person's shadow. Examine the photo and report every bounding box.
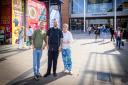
[11,72,68,85]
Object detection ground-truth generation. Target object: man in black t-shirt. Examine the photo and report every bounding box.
[44,19,63,77]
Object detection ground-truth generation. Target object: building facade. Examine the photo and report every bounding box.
[61,0,70,25]
[62,0,128,31]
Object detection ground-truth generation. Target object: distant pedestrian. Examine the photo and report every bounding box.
[114,27,123,49]
[44,19,63,77]
[62,23,73,74]
[32,21,47,80]
[18,27,24,49]
[26,26,33,49]
[101,25,107,41]
[110,26,115,41]
[87,26,92,35]
[94,26,100,41]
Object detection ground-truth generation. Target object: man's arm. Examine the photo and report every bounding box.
[32,31,36,49]
[68,32,73,43]
[58,30,63,52]
[42,33,47,49]
[44,29,50,50]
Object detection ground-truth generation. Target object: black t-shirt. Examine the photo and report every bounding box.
[47,27,63,51]
[110,28,114,34]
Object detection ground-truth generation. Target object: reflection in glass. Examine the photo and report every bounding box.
[87,0,113,13]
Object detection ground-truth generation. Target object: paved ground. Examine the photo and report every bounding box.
[0,32,128,85]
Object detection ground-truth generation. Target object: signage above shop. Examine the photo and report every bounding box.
[71,11,128,18]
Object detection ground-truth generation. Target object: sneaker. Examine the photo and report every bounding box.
[43,73,51,77]
[65,70,69,74]
[68,71,73,75]
[34,75,39,81]
[37,73,42,78]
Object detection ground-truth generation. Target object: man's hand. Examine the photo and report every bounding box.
[32,45,35,50]
[42,44,47,50]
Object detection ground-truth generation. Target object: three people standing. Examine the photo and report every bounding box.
[32,19,73,80]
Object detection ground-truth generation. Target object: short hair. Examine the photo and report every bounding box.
[63,23,69,28]
[53,19,58,23]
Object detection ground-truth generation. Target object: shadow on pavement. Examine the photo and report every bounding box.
[0,49,29,54]
[6,57,47,85]
[0,49,29,62]
[103,48,117,54]
[93,49,128,84]
[11,72,67,85]
[98,41,110,45]
[79,50,128,85]
[81,40,103,45]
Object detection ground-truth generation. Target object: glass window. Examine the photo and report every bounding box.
[117,0,128,12]
[71,0,84,14]
[72,0,78,14]
[87,0,113,13]
[88,0,112,4]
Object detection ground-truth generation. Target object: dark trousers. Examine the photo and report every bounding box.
[111,34,114,41]
[89,31,91,35]
[116,36,121,49]
[47,50,59,74]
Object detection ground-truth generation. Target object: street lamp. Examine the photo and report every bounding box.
[114,0,117,31]
[84,0,86,32]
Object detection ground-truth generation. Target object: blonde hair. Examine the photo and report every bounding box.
[63,23,69,28]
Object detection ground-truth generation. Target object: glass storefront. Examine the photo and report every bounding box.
[70,18,84,30]
[71,0,113,14]
[70,17,128,31]
[70,18,113,31]
[117,0,128,11]
[70,0,128,31]
[87,0,113,13]
[117,17,128,29]
[71,0,128,14]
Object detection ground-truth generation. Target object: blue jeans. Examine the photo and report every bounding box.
[116,36,121,49]
[33,49,42,75]
[62,48,72,71]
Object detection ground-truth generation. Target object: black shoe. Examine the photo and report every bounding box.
[53,73,57,77]
[44,73,51,77]
[34,75,39,81]
[37,73,42,78]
